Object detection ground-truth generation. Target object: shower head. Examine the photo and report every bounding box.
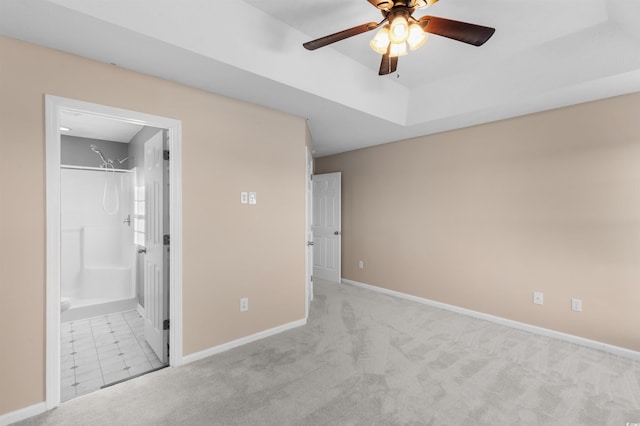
[90,144,110,166]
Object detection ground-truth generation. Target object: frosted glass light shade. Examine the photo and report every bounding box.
[407,24,427,50]
[388,42,408,57]
[370,27,391,55]
[389,15,409,44]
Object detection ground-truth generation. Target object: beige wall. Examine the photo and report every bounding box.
[0,36,306,415]
[316,92,640,352]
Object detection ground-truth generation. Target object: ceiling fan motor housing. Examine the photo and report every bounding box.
[387,8,411,21]
[373,0,421,13]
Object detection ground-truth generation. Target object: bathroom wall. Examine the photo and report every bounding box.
[61,135,129,169]
[128,126,161,170]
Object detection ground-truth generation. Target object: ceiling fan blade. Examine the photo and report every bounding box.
[303,22,380,50]
[378,52,398,75]
[418,15,495,46]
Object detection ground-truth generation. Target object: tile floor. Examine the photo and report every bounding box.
[60,310,165,402]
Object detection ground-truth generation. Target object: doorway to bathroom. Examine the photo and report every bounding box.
[45,96,183,408]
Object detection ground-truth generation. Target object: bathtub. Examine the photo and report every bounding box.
[61,228,136,322]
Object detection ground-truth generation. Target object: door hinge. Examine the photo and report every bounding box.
[311,275,313,282]
[163,150,170,161]
[163,319,170,330]
[163,234,170,245]
[310,174,313,180]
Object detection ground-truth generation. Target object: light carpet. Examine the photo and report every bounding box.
[17,279,640,425]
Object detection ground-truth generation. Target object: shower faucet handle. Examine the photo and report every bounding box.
[123,214,131,226]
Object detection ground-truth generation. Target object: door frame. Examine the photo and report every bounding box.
[305,147,313,318]
[45,95,184,408]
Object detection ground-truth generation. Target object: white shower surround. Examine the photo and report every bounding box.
[60,167,135,315]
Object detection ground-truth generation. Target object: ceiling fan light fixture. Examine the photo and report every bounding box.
[302,0,495,76]
[407,23,427,50]
[388,42,408,57]
[369,26,391,54]
[389,14,410,43]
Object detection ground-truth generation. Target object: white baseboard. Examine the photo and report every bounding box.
[181,318,307,365]
[342,278,640,361]
[136,304,145,318]
[0,402,46,426]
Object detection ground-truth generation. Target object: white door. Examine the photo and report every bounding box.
[312,172,341,282]
[305,148,314,315]
[143,131,169,364]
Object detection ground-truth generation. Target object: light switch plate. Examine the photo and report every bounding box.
[249,192,257,205]
[571,298,582,312]
[240,192,248,204]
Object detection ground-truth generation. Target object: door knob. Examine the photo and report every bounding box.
[334,231,341,235]
[138,248,147,254]
[307,241,315,246]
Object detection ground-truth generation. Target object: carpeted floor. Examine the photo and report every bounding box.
[17,279,640,425]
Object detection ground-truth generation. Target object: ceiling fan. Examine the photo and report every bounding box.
[303,0,495,75]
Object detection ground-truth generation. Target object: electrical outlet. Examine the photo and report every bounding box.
[571,298,582,312]
[358,260,364,269]
[533,291,544,305]
[240,297,249,312]
[240,192,248,204]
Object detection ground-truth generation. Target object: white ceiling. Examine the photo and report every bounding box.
[1,0,639,156]
[60,111,144,143]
